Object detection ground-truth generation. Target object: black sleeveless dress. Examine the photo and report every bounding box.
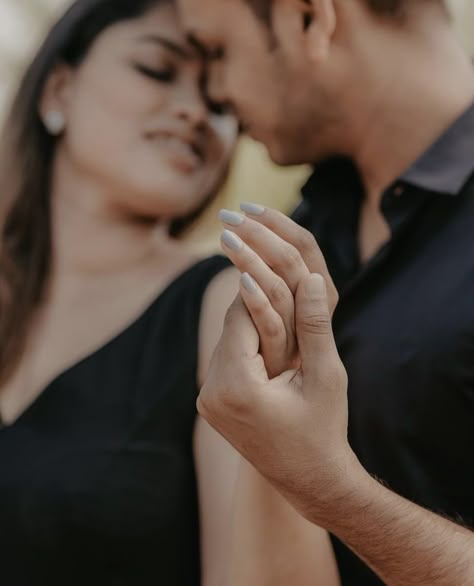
[0,255,231,586]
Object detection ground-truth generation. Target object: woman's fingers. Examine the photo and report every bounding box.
[234,205,339,315]
[239,272,291,379]
[221,228,295,329]
[219,210,310,296]
[221,230,297,376]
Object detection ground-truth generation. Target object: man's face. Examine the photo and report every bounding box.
[177,0,331,165]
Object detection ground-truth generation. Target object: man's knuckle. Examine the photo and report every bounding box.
[338,365,348,389]
[203,378,250,416]
[328,284,339,309]
[300,313,332,336]
[326,355,347,384]
[220,384,254,416]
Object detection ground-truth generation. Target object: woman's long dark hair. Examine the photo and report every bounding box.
[0,0,173,384]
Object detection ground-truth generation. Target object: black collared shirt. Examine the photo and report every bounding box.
[295,103,474,586]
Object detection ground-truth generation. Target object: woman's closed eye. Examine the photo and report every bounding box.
[133,63,176,83]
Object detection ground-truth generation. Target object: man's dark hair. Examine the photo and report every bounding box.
[246,0,444,22]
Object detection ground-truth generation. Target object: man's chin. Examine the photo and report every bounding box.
[244,124,310,166]
[266,141,304,167]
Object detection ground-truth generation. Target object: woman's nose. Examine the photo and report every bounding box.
[173,88,208,128]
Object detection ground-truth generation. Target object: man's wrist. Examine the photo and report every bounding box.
[303,449,375,532]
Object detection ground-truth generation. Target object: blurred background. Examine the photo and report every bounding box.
[1,0,473,252]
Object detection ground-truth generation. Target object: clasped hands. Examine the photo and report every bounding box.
[198,203,366,526]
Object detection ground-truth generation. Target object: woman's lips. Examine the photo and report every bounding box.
[148,132,205,173]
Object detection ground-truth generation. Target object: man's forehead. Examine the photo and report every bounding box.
[177,0,233,30]
[178,0,219,22]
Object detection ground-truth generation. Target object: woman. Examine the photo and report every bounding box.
[0,1,338,584]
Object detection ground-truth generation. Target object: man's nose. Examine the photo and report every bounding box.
[206,61,227,107]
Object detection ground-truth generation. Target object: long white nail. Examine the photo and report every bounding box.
[219,209,245,226]
[240,202,265,216]
[222,229,243,251]
[241,273,257,293]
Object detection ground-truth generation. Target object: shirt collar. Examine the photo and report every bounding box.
[400,101,474,195]
[302,100,474,204]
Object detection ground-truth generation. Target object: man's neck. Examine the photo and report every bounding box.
[348,24,474,206]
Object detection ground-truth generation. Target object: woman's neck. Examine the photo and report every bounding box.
[48,155,175,281]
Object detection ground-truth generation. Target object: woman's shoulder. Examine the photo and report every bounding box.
[199,260,240,336]
[141,253,237,350]
[197,261,240,387]
[128,254,238,416]
[146,253,233,312]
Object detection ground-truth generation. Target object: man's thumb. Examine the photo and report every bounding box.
[295,274,335,376]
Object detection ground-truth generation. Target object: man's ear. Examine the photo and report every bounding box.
[302,0,336,62]
[272,0,336,62]
[38,62,74,125]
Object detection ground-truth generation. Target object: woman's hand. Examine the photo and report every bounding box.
[218,204,338,378]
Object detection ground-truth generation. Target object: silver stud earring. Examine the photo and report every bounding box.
[44,111,65,135]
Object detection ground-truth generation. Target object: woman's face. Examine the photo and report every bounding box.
[42,1,238,219]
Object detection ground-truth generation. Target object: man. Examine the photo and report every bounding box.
[177,0,474,583]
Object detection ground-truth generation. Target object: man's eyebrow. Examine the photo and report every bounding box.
[186,32,208,57]
[135,34,193,58]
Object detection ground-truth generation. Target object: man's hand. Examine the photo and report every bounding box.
[204,205,474,586]
[198,269,360,523]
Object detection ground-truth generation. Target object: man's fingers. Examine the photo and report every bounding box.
[295,274,341,389]
[197,292,265,423]
[239,204,339,314]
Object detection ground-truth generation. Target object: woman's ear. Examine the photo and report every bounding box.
[38,63,74,135]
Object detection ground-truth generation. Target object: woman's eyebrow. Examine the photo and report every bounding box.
[134,34,193,58]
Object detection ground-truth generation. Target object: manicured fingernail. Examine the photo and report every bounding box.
[304,274,326,300]
[240,202,265,216]
[222,229,243,251]
[241,272,257,293]
[219,209,245,226]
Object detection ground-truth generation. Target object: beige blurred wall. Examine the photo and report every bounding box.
[450,0,474,54]
[0,0,473,253]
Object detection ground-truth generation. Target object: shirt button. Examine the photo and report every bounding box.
[393,184,405,197]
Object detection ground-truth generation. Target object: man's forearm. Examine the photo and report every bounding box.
[316,469,474,586]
